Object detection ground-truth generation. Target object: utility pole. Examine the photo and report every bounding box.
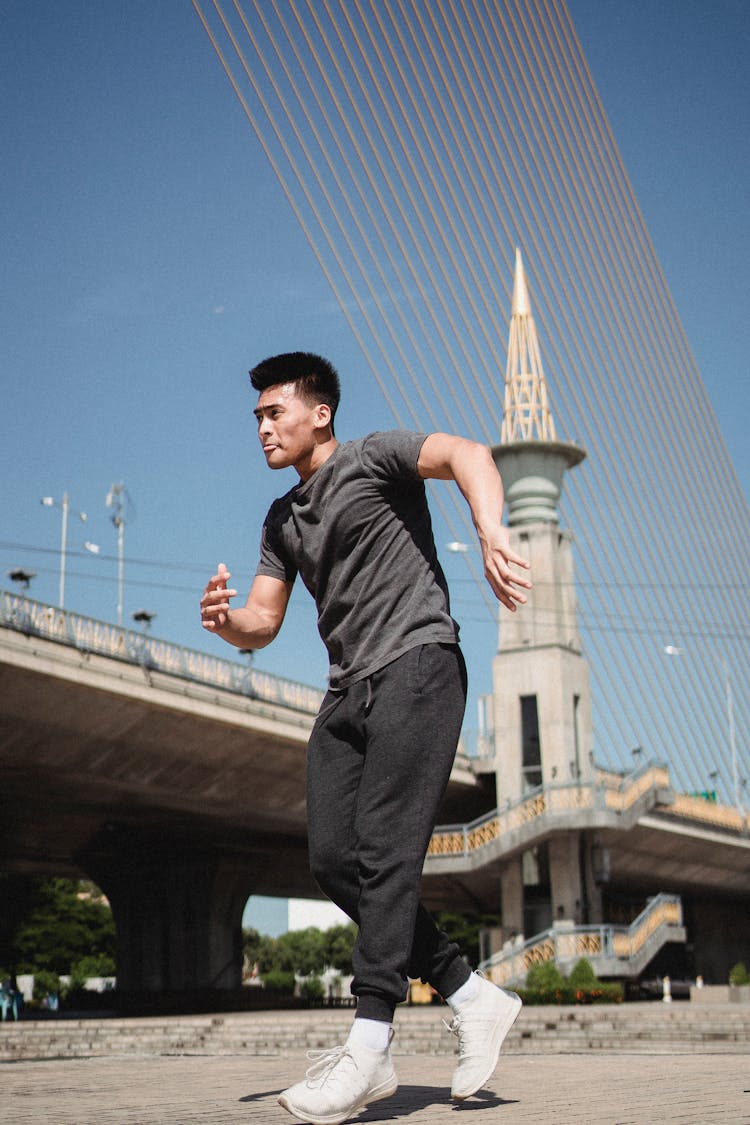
[106,483,128,628]
[41,491,87,608]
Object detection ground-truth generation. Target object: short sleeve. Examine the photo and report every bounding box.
[358,431,427,483]
[255,506,297,583]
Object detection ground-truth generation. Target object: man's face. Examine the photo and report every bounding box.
[253,382,324,473]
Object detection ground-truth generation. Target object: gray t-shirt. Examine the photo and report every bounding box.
[255,430,460,688]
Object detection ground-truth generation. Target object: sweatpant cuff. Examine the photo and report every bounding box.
[434,958,472,1002]
[355,995,397,1023]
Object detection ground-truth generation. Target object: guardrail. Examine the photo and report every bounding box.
[427,762,749,861]
[481,893,684,985]
[0,589,324,717]
[426,764,670,860]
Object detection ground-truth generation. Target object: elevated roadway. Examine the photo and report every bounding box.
[0,592,484,998]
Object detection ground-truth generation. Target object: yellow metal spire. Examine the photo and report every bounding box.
[501,248,556,442]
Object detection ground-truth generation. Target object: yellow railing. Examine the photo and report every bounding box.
[484,894,684,986]
[667,792,748,833]
[604,766,670,810]
[611,898,682,958]
[429,785,593,857]
[428,763,747,861]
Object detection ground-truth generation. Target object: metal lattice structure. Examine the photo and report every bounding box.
[501,248,556,443]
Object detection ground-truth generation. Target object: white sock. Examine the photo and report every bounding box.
[447,971,480,1012]
[347,1017,392,1052]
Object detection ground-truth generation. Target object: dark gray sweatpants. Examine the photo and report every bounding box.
[306,642,472,1023]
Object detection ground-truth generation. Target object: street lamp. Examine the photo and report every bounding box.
[41,492,87,608]
[7,568,36,590]
[132,609,156,632]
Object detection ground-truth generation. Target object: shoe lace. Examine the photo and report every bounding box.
[304,1045,357,1087]
[444,1009,494,1060]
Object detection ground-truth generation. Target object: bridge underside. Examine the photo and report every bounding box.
[0,630,484,999]
[0,659,319,892]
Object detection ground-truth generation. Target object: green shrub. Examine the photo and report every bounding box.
[300,975,325,1005]
[519,957,623,1005]
[518,981,573,1005]
[526,959,565,991]
[729,962,750,986]
[32,969,60,1001]
[568,958,598,989]
[518,979,623,1005]
[262,969,295,994]
[73,953,116,978]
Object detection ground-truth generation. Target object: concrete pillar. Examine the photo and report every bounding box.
[548,833,583,924]
[92,834,255,995]
[500,858,524,943]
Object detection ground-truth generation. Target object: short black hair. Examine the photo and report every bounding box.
[249,352,341,431]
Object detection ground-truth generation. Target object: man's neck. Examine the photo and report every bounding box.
[297,437,339,482]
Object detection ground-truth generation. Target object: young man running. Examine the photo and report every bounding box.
[200,352,531,1125]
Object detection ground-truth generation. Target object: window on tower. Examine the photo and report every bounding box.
[520,694,542,791]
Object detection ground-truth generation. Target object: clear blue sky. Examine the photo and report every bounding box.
[2,3,748,929]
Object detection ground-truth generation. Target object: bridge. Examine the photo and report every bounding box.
[4,588,749,1000]
[0,591,482,1000]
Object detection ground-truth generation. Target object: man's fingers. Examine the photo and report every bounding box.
[200,562,237,632]
[485,562,531,609]
[507,550,532,571]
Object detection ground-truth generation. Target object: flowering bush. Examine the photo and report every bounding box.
[518,958,623,1005]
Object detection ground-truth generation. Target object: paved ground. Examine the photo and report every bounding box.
[4,1050,749,1124]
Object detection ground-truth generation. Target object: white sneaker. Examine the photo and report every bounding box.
[278,1035,398,1125]
[447,972,521,1100]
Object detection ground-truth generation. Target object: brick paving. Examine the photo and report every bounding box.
[4,1050,750,1123]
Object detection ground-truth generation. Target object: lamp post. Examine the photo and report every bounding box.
[106,482,131,628]
[41,492,87,608]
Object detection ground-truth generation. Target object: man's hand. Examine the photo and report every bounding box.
[200,562,237,632]
[477,526,531,612]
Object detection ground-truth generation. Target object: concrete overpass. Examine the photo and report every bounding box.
[0,591,484,1000]
[4,590,747,999]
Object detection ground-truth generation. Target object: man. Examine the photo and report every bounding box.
[200,352,531,1125]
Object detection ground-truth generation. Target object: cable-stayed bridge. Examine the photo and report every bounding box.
[193,0,748,810]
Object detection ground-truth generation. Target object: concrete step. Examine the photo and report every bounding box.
[2,1002,749,1061]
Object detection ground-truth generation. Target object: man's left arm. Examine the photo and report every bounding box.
[417,432,532,611]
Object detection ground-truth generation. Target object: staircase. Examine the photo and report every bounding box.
[481,894,686,986]
[2,1002,748,1061]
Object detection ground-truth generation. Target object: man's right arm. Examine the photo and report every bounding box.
[200,563,292,650]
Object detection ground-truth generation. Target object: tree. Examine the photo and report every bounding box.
[273,927,327,977]
[242,927,275,974]
[9,877,116,974]
[242,922,357,977]
[323,923,357,974]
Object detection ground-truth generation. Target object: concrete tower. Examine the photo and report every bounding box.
[490,249,595,938]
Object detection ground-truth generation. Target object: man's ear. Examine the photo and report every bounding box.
[313,403,332,432]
